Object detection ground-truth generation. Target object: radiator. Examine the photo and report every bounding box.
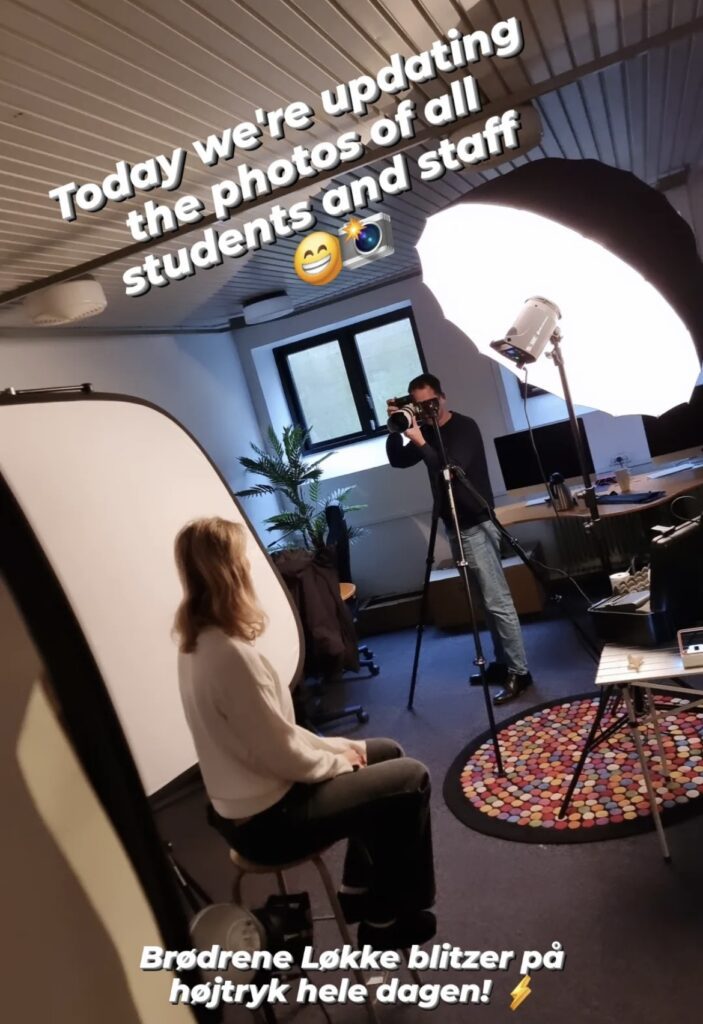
[552,513,650,576]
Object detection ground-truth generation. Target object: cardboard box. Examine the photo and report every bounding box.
[428,545,546,629]
[357,591,423,636]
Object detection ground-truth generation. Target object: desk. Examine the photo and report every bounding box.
[495,465,703,527]
[588,643,703,861]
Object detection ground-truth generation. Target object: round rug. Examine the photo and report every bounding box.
[443,693,703,843]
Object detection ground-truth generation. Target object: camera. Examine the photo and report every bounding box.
[339,213,394,270]
[387,395,440,433]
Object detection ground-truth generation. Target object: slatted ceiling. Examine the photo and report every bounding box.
[1,1,702,330]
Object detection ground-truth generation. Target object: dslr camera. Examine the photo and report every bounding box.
[387,395,440,433]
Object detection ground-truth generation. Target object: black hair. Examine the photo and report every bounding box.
[408,373,444,397]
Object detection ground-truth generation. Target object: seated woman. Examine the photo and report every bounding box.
[173,517,436,950]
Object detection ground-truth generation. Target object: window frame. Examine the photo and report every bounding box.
[274,308,427,453]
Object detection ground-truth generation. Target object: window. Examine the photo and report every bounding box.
[275,310,426,451]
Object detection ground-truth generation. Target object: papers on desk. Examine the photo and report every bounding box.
[648,462,694,479]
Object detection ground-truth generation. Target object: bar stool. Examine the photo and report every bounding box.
[229,846,422,1023]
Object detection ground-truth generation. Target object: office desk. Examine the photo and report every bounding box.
[495,465,703,527]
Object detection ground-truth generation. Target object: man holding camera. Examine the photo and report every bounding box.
[386,373,533,706]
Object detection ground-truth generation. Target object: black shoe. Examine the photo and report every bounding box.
[493,671,533,706]
[357,911,436,951]
[470,662,508,686]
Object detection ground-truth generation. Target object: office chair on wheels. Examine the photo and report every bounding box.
[325,503,380,677]
[300,505,381,731]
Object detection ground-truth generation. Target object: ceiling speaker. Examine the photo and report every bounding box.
[242,291,293,325]
[25,277,107,326]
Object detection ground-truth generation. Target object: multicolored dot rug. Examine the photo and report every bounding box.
[443,693,703,843]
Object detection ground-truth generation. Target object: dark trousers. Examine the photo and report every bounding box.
[209,739,435,920]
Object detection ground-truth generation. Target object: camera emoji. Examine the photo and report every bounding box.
[339,213,394,270]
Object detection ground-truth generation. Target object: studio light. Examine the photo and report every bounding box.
[490,295,561,368]
[417,160,703,418]
[242,290,293,325]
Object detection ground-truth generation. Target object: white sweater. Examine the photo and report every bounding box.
[178,627,362,819]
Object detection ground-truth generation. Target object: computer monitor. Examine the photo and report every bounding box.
[650,515,703,637]
[642,384,703,458]
[494,418,595,491]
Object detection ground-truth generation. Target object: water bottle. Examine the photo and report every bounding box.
[548,472,575,511]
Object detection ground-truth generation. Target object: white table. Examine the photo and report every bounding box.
[592,644,703,860]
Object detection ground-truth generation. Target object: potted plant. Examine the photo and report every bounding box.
[236,424,365,552]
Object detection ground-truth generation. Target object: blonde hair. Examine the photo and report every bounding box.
[173,518,266,653]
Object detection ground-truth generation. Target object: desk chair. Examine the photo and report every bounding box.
[325,504,380,677]
[306,505,380,729]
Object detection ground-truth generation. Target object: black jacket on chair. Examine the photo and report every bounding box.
[273,548,360,678]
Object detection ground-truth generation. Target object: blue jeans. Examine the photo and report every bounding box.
[449,520,528,675]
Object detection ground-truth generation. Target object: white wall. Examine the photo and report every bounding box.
[0,330,277,535]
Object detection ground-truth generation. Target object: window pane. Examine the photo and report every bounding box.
[287,341,361,444]
[355,318,424,424]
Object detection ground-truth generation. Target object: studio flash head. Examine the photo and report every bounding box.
[490,296,561,368]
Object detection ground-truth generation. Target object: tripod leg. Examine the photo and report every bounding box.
[479,659,505,776]
[623,686,671,862]
[558,686,612,819]
[407,514,439,710]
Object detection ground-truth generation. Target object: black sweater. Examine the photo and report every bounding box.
[386,412,494,530]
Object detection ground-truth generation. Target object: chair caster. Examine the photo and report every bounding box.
[360,645,374,659]
[369,664,380,677]
[357,710,369,724]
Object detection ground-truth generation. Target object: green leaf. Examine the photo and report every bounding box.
[235,484,278,498]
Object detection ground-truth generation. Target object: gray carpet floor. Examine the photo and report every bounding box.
[155,614,703,1024]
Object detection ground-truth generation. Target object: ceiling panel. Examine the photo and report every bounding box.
[0,0,701,332]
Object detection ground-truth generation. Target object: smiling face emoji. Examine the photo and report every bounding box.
[294,231,343,286]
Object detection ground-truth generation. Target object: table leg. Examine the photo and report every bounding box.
[646,692,670,778]
[623,686,671,862]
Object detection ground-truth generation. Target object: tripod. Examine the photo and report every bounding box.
[407,413,505,774]
[407,459,602,714]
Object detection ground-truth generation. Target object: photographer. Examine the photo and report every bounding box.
[386,373,533,706]
[173,517,436,950]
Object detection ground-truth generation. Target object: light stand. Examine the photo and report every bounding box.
[420,411,505,776]
[546,330,611,576]
[492,299,612,578]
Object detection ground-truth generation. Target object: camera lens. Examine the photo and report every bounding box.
[355,223,382,254]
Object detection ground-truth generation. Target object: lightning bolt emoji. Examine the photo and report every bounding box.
[510,974,532,1011]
